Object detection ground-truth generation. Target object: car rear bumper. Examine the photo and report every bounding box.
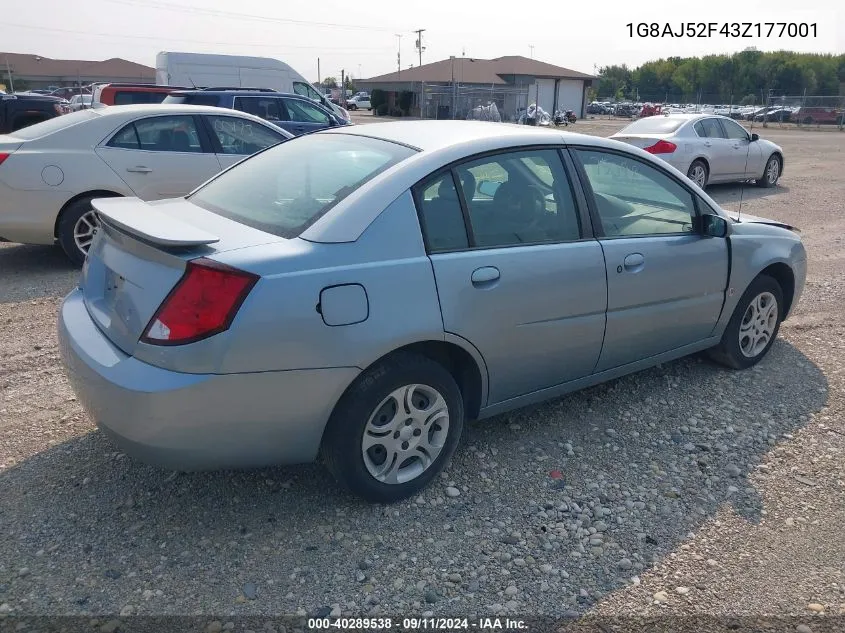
[58,288,359,471]
[0,180,68,245]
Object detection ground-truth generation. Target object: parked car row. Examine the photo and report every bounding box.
[0,104,295,264]
[47,120,805,502]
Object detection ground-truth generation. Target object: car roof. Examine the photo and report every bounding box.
[91,103,261,117]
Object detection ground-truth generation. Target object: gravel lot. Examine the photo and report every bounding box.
[1,120,843,621]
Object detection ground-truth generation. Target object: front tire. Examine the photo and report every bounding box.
[687,159,709,189]
[57,196,112,266]
[707,275,783,369]
[322,352,465,503]
[756,154,781,188]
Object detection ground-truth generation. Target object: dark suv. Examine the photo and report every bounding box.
[162,88,347,136]
[0,92,66,133]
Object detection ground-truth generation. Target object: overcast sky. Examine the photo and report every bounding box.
[1,0,841,82]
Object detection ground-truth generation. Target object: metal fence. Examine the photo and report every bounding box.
[761,94,845,129]
[589,92,844,130]
[418,82,532,122]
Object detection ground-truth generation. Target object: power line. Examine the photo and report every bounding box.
[103,0,411,33]
[2,22,393,52]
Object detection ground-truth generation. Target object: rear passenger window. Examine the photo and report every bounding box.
[234,97,284,121]
[458,149,581,248]
[415,173,469,252]
[695,118,726,138]
[133,116,203,153]
[107,124,140,149]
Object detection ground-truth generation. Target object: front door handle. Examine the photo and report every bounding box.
[126,166,152,173]
[471,266,500,286]
[703,141,712,147]
[621,253,645,273]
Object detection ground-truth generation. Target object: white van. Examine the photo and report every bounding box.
[155,52,349,121]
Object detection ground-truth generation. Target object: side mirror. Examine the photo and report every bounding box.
[750,133,759,142]
[477,179,500,197]
[701,214,728,238]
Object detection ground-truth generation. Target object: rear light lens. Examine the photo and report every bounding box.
[141,258,259,346]
[644,140,677,154]
[0,152,10,166]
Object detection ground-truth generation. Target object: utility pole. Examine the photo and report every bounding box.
[317,58,321,85]
[414,28,426,67]
[529,45,534,59]
[341,69,346,107]
[4,56,14,93]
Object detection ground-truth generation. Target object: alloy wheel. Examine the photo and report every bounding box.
[73,210,100,254]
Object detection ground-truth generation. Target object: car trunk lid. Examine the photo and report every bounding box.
[81,197,284,356]
[611,134,670,150]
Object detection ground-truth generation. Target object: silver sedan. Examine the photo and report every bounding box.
[58,121,806,503]
[610,113,784,189]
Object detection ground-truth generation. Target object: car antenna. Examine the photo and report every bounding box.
[736,107,756,223]
[189,77,197,89]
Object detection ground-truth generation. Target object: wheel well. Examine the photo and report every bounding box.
[689,157,710,174]
[760,263,795,317]
[54,190,122,238]
[378,341,484,421]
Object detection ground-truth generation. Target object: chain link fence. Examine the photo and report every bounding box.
[418,82,532,122]
[760,94,845,129]
[589,92,844,130]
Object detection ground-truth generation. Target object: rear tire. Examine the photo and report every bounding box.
[687,159,709,189]
[57,195,116,266]
[756,154,781,188]
[322,352,464,503]
[706,274,783,370]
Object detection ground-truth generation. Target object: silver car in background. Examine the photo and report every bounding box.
[58,121,806,503]
[610,113,784,189]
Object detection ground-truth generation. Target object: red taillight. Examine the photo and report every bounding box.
[141,258,259,346]
[644,140,677,154]
[0,152,10,166]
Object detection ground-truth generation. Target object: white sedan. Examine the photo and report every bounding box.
[610,113,784,189]
[0,104,292,264]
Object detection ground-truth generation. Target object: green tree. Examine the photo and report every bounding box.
[322,77,338,89]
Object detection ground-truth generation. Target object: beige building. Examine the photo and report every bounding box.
[2,53,155,90]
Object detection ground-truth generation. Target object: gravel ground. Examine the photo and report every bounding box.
[0,121,843,621]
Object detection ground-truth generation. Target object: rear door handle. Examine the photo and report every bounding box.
[703,141,712,147]
[471,266,500,286]
[126,166,152,173]
[621,253,645,273]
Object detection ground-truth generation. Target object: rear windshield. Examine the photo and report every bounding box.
[189,133,417,238]
[619,117,686,134]
[9,109,100,140]
[163,94,220,107]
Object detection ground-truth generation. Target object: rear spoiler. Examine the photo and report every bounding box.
[92,197,219,247]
